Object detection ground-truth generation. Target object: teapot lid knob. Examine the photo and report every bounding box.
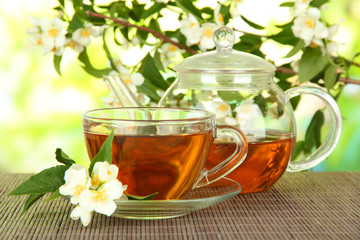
[213,26,235,52]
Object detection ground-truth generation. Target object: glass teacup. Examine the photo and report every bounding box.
[83,107,248,200]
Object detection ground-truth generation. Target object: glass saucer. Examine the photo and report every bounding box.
[113,177,241,220]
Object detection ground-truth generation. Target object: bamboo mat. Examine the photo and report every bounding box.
[0,172,359,239]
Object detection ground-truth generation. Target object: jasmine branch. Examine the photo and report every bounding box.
[86,11,359,85]
[85,11,198,55]
[276,67,360,85]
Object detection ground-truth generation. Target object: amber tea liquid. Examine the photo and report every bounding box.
[206,130,296,193]
[84,131,213,200]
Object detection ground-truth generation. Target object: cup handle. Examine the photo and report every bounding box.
[285,86,342,172]
[195,125,248,188]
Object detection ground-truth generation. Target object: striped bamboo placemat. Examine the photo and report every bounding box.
[1,172,359,239]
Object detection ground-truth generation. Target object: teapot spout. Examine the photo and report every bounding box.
[104,75,143,107]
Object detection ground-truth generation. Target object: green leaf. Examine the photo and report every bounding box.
[324,64,338,91]
[139,54,169,90]
[253,94,268,116]
[129,1,146,21]
[88,129,114,175]
[8,165,69,196]
[149,18,162,34]
[141,3,164,19]
[126,192,158,200]
[45,189,63,202]
[219,4,231,25]
[310,0,329,8]
[72,0,86,19]
[175,0,202,20]
[78,49,112,78]
[298,47,328,83]
[233,34,264,57]
[270,22,298,46]
[218,91,243,103]
[68,13,84,32]
[291,140,305,161]
[53,55,62,76]
[23,193,45,214]
[137,80,161,102]
[137,28,149,42]
[109,1,129,19]
[304,110,324,153]
[154,50,165,72]
[55,148,76,166]
[241,15,264,30]
[285,39,305,58]
[57,0,65,7]
[280,2,294,7]
[102,31,118,71]
[290,95,301,110]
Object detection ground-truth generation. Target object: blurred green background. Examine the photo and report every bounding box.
[0,0,359,173]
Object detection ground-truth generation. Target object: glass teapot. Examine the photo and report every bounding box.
[157,27,342,193]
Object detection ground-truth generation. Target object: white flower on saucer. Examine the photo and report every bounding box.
[59,164,90,204]
[72,23,104,47]
[91,161,118,188]
[198,23,218,51]
[79,180,126,216]
[70,205,92,227]
[39,17,66,55]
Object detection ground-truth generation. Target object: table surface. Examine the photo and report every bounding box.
[0,172,359,239]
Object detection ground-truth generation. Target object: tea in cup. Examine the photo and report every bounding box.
[83,107,248,200]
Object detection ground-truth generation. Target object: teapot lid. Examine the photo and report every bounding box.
[174,27,276,74]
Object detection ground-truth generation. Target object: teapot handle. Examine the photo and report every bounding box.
[285,86,342,172]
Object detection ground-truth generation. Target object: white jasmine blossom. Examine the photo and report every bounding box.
[92,161,119,186]
[224,117,238,126]
[155,0,169,3]
[160,39,184,68]
[79,180,126,216]
[326,42,339,55]
[59,164,90,204]
[72,23,104,47]
[326,23,342,55]
[234,101,264,131]
[119,66,144,93]
[180,14,202,46]
[39,17,66,55]
[27,17,43,47]
[199,23,218,51]
[293,0,311,17]
[65,38,84,53]
[212,101,232,119]
[70,205,92,227]
[231,0,245,18]
[291,8,328,47]
[214,4,224,26]
[136,93,151,106]
[59,161,128,226]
